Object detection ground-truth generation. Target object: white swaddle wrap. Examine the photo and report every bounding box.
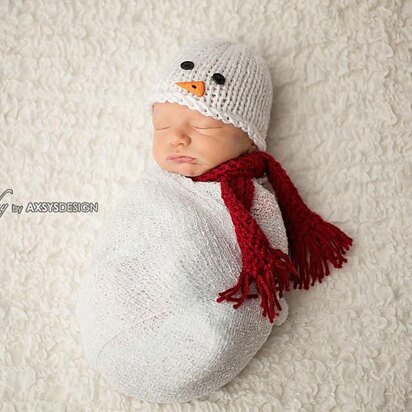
[75,162,289,403]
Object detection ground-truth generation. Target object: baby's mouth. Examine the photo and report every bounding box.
[169,156,196,163]
[167,154,196,163]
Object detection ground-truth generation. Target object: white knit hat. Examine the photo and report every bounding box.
[146,38,273,152]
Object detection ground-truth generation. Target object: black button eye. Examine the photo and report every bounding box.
[212,73,225,85]
[180,61,194,70]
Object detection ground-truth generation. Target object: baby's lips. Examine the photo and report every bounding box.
[175,81,205,97]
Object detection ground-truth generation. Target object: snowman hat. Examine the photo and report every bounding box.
[145,38,273,152]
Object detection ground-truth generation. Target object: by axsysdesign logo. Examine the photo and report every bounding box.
[0,188,99,218]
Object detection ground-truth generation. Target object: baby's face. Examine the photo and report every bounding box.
[151,102,257,177]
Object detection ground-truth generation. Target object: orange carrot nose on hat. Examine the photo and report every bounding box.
[146,37,273,152]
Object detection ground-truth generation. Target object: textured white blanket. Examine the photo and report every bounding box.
[2,2,410,410]
[76,163,289,402]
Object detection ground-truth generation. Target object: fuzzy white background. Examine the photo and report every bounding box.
[1,0,411,411]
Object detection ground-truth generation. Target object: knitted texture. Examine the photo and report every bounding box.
[75,162,289,403]
[145,38,273,152]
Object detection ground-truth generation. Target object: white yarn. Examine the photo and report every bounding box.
[145,38,273,152]
[75,162,289,403]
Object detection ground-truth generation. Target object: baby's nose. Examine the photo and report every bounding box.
[171,132,191,146]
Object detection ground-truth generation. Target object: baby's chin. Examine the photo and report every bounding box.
[158,161,207,177]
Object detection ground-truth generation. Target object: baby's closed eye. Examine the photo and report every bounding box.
[154,124,222,131]
[190,125,223,129]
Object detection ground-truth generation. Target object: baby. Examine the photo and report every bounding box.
[76,38,352,404]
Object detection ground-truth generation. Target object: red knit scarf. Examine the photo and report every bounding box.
[190,150,353,324]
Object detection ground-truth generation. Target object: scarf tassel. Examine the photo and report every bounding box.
[216,215,352,323]
[216,248,299,323]
[289,214,353,290]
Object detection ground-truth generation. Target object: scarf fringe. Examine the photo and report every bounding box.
[215,214,353,323]
[290,214,353,290]
[216,248,298,324]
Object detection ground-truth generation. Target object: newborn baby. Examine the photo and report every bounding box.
[76,38,353,404]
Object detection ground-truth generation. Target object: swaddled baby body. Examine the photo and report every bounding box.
[76,38,353,404]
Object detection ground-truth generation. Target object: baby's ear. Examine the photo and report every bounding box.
[248,142,258,153]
